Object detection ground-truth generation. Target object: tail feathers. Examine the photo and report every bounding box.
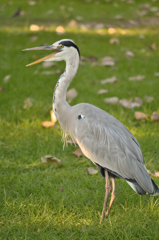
[126,181,146,195]
[127,179,159,195]
[152,179,159,195]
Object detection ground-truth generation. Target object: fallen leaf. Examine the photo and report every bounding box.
[137,10,147,16]
[150,6,158,12]
[150,43,157,51]
[0,86,5,92]
[119,97,142,109]
[125,51,134,58]
[144,96,154,102]
[28,1,36,6]
[56,26,65,35]
[66,88,78,102]
[3,75,11,83]
[42,121,54,128]
[154,171,159,177]
[109,38,120,44]
[87,167,98,175]
[50,110,57,125]
[134,111,148,120]
[12,8,21,18]
[42,61,56,68]
[30,35,38,42]
[101,56,115,66]
[97,89,108,94]
[134,97,143,106]
[147,43,157,51]
[119,98,133,109]
[30,24,40,31]
[41,155,62,167]
[68,20,78,27]
[86,56,98,62]
[147,169,159,177]
[23,98,33,109]
[46,9,54,15]
[72,148,83,157]
[100,76,118,84]
[115,14,123,20]
[151,112,159,121]
[128,75,145,81]
[138,34,145,39]
[154,72,159,77]
[108,28,116,34]
[41,70,60,75]
[104,97,119,104]
[147,169,156,176]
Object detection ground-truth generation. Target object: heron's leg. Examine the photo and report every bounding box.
[105,176,116,217]
[100,170,111,223]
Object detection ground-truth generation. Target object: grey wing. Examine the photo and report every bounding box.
[69,103,156,194]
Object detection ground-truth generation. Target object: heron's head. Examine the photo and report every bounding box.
[23,39,80,67]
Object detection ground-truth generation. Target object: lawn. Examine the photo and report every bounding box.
[0,0,159,239]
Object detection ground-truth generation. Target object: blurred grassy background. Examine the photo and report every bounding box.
[0,0,159,239]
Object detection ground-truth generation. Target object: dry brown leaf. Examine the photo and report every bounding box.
[86,56,98,62]
[42,121,54,128]
[41,155,62,167]
[50,110,57,125]
[151,43,157,51]
[151,112,159,121]
[128,75,145,81]
[97,89,108,94]
[46,10,54,15]
[60,186,64,192]
[66,88,78,102]
[147,169,156,176]
[3,75,11,83]
[154,171,159,177]
[137,10,147,16]
[23,98,33,109]
[144,96,154,103]
[28,1,36,5]
[100,76,118,84]
[119,98,133,109]
[154,72,159,77]
[109,38,120,44]
[0,86,5,92]
[119,97,142,109]
[125,51,134,58]
[72,148,83,157]
[68,20,78,27]
[101,57,115,66]
[134,111,148,120]
[56,26,65,35]
[30,36,38,42]
[108,28,116,34]
[42,62,56,68]
[30,24,40,31]
[41,70,60,75]
[104,97,119,104]
[147,169,159,177]
[134,97,143,106]
[87,167,98,175]
[12,8,21,18]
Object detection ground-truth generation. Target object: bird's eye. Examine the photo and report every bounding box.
[60,45,64,49]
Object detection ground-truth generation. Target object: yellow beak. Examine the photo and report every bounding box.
[22,45,58,67]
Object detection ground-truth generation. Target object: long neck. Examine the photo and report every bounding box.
[53,54,79,130]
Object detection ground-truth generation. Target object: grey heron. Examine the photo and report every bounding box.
[23,39,159,222]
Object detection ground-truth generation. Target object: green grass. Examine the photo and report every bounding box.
[1,0,159,239]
